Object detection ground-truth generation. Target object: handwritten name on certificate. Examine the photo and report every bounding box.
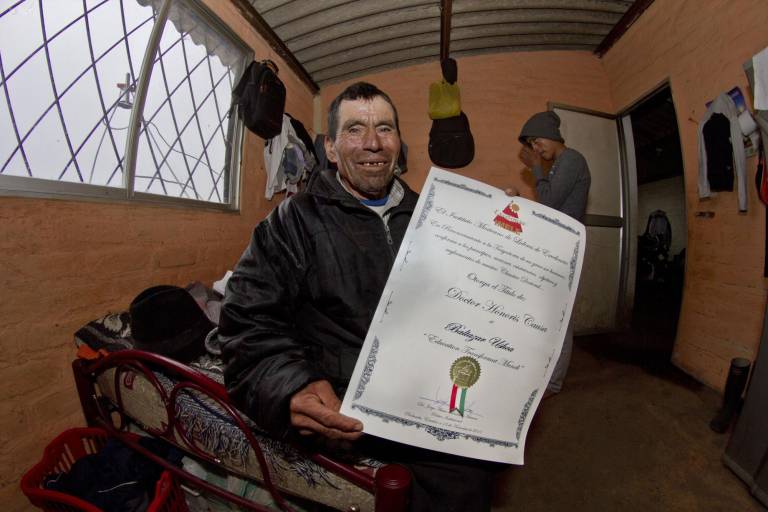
[340,167,586,464]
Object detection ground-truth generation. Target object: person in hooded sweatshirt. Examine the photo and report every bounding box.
[516,110,591,397]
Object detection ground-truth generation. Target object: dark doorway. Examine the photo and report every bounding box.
[629,86,686,359]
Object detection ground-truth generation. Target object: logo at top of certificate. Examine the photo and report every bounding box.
[494,201,523,233]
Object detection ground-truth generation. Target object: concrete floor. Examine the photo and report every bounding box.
[492,334,766,512]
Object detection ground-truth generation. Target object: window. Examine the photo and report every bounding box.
[0,0,251,208]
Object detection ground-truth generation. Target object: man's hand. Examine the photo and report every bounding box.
[289,380,364,440]
[505,184,520,197]
[518,145,541,169]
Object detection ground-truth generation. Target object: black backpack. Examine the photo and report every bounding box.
[637,210,672,282]
[428,111,475,168]
[232,60,285,139]
[643,210,672,255]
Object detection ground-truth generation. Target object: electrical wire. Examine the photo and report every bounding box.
[87,103,122,184]
[87,91,230,197]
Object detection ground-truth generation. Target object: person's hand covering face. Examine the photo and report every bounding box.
[518,144,542,169]
[325,96,401,200]
[527,137,559,162]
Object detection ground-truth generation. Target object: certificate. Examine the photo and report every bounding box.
[340,167,585,464]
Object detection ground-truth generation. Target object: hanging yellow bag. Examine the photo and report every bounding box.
[428,79,461,120]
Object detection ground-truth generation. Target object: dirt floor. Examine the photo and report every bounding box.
[492,333,766,512]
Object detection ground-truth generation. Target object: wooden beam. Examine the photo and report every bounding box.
[440,0,452,61]
[229,0,319,93]
[594,0,655,57]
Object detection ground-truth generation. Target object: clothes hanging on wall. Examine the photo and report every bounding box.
[756,116,768,277]
[753,46,768,110]
[698,92,747,212]
[703,113,736,191]
[313,134,331,172]
[286,113,318,163]
[263,115,317,199]
[757,115,768,277]
[745,48,768,274]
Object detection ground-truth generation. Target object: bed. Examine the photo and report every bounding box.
[72,313,411,511]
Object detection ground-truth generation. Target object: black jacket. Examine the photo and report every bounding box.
[219,169,418,436]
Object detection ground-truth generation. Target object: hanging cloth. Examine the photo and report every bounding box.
[698,92,747,212]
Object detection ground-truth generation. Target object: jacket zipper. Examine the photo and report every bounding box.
[344,197,408,260]
[383,219,394,257]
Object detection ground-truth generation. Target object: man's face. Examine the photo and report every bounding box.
[325,96,400,200]
[527,137,560,161]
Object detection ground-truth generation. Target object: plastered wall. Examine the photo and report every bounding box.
[601,0,768,391]
[0,1,314,509]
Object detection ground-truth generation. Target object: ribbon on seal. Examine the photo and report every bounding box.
[448,356,481,416]
[449,383,469,416]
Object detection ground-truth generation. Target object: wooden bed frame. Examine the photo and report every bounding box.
[72,350,411,512]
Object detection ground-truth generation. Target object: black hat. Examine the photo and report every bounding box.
[518,111,564,144]
[129,285,213,363]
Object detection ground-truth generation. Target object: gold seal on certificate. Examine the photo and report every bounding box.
[450,356,481,387]
[449,356,480,416]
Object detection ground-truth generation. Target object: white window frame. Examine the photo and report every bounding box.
[0,0,252,211]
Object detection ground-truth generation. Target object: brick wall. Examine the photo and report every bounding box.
[5,1,768,508]
[0,0,314,509]
[601,0,768,390]
[322,0,768,392]
[320,51,614,197]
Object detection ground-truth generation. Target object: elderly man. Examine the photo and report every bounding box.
[517,110,591,396]
[219,82,496,511]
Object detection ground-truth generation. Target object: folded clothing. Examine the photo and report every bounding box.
[74,312,134,353]
[44,437,183,512]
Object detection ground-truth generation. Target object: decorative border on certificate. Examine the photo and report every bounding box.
[531,210,579,236]
[434,177,492,198]
[515,389,539,441]
[568,240,580,290]
[351,404,518,448]
[382,290,395,317]
[416,184,436,229]
[399,241,414,271]
[353,337,380,400]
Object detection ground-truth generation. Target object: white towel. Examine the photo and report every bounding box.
[754,46,768,110]
[738,109,758,135]
[213,270,233,295]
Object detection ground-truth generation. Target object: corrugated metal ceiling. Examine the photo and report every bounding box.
[245,0,646,87]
